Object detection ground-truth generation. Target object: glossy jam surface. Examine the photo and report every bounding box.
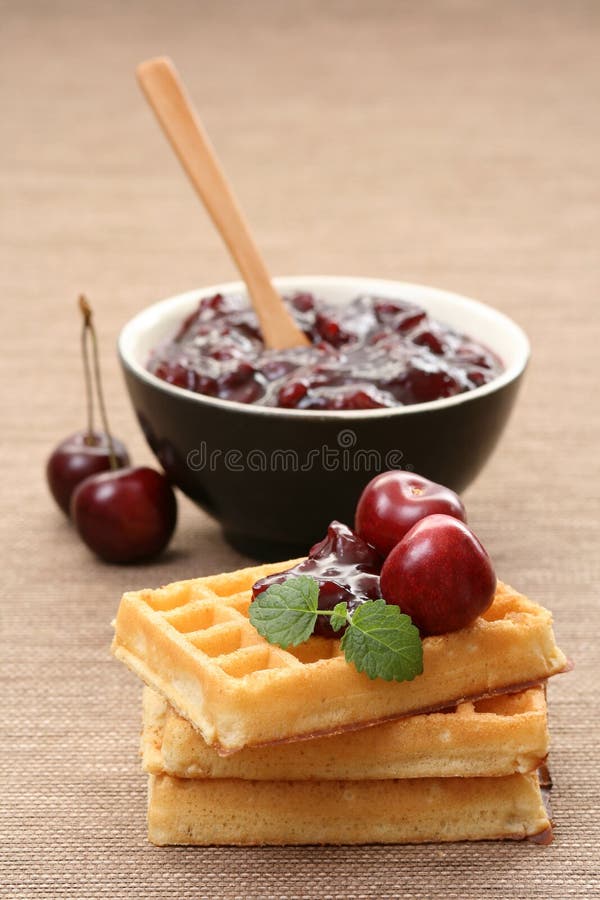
[252,521,382,638]
[148,292,503,410]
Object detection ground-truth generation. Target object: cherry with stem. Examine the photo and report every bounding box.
[69,299,178,563]
[46,296,130,515]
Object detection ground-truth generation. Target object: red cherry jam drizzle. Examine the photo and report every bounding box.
[148,292,503,410]
[252,521,382,638]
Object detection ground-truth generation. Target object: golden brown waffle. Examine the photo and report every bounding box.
[147,772,551,845]
[142,686,549,779]
[112,559,567,753]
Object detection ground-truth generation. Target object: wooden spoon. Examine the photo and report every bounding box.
[136,57,310,351]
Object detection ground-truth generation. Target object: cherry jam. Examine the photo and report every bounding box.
[252,521,382,638]
[148,292,502,410]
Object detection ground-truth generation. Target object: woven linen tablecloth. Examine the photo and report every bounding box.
[2,1,598,897]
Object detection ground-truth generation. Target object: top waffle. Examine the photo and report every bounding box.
[112,559,568,753]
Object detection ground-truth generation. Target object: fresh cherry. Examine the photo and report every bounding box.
[355,470,466,558]
[71,466,177,564]
[46,295,130,515]
[47,431,130,515]
[380,514,496,635]
[252,521,382,638]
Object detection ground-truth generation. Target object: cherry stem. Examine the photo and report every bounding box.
[79,296,95,442]
[78,294,118,470]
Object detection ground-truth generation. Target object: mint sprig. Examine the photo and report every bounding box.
[248,575,319,648]
[340,599,422,682]
[249,577,423,683]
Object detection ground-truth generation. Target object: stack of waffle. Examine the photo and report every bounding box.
[112,559,568,845]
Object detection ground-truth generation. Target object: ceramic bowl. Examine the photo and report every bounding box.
[118,276,529,558]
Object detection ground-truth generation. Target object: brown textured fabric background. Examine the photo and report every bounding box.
[2,1,599,897]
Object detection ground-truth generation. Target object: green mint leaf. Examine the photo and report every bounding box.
[340,599,423,683]
[330,601,348,632]
[249,576,319,648]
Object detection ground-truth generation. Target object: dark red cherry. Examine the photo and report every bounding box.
[397,311,427,333]
[153,362,219,396]
[278,381,308,408]
[468,370,486,387]
[218,363,264,403]
[252,522,381,638]
[71,466,177,563]
[355,470,466,557]
[380,514,496,635]
[46,431,130,516]
[404,363,462,403]
[252,521,382,638]
[328,389,387,410]
[314,313,351,347]
[413,328,445,354]
[308,520,381,569]
[47,296,131,516]
[291,292,316,313]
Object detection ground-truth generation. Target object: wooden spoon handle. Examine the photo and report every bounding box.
[136,57,309,350]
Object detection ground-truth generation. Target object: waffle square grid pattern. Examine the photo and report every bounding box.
[112,560,568,754]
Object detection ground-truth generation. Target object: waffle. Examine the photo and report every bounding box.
[147,771,551,845]
[142,686,549,780]
[112,559,567,753]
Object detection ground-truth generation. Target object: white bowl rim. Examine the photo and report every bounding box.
[118,275,530,420]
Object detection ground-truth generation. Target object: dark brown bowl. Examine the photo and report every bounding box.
[118,276,529,559]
